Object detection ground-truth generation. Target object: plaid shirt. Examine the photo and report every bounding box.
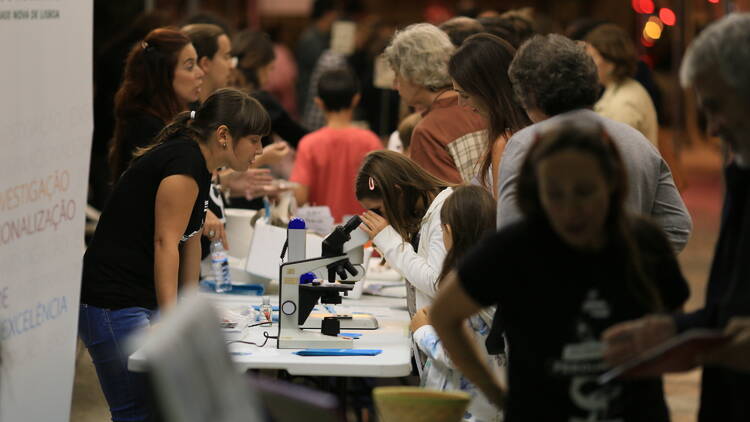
[447,129,487,183]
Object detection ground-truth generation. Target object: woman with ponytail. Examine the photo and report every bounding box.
[108,27,204,183]
[80,88,270,421]
[430,114,690,421]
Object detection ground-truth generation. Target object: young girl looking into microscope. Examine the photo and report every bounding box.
[356,150,452,315]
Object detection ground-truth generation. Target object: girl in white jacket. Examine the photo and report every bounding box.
[357,150,452,314]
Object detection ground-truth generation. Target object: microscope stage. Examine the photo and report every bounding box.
[301,312,379,330]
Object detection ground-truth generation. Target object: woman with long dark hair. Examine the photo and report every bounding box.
[80,89,270,421]
[448,33,530,195]
[109,27,204,182]
[430,114,689,421]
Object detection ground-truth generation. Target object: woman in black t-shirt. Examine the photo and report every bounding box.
[79,88,271,421]
[430,114,689,422]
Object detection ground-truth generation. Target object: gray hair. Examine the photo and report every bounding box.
[508,34,599,116]
[680,13,750,100]
[383,23,455,89]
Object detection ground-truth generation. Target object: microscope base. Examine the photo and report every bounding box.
[278,330,353,349]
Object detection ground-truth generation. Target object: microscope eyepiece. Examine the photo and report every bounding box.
[342,215,362,234]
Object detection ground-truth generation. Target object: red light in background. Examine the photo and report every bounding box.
[632,0,643,13]
[659,8,676,25]
[641,37,655,47]
[639,0,655,14]
[639,54,654,68]
[708,0,720,3]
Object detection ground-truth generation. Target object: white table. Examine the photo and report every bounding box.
[129,291,413,378]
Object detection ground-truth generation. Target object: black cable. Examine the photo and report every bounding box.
[247,321,273,328]
[225,330,278,348]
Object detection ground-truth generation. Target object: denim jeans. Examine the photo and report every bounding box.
[78,304,156,421]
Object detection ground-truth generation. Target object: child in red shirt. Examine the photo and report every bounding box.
[291,68,382,222]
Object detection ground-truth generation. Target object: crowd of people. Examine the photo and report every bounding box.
[81,2,750,421]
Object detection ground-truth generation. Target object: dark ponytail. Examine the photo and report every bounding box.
[133,88,271,161]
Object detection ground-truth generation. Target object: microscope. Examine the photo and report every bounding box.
[276,216,368,349]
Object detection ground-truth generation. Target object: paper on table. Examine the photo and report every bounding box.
[295,206,335,236]
[245,218,323,279]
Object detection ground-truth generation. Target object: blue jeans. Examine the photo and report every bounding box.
[78,304,156,422]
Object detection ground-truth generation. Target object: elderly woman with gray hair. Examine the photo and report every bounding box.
[383,23,486,184]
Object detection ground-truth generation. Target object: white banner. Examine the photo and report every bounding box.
[0,1,92,421]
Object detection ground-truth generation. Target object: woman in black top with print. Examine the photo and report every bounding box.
[430,114,690,422]
[79,88,270,422]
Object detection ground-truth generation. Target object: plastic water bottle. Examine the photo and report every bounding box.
[210,240,232,293]
[260,296,272,325]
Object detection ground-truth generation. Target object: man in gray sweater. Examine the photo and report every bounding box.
[498,34,691,252]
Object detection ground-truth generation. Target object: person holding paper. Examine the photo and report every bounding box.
[602,14,750,422]
[357,151,453,315]
[80,89,270,421]
[430,115,689,421]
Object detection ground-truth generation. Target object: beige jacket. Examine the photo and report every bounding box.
[595,78,659,147]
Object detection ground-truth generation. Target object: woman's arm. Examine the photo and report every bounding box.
[179,228,202,290]
[154,175,199,311]
[431,270,505,409]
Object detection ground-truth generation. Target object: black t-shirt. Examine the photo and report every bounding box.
[82,137,211,310]
[115,113,165,180]
[458,217,689,422]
